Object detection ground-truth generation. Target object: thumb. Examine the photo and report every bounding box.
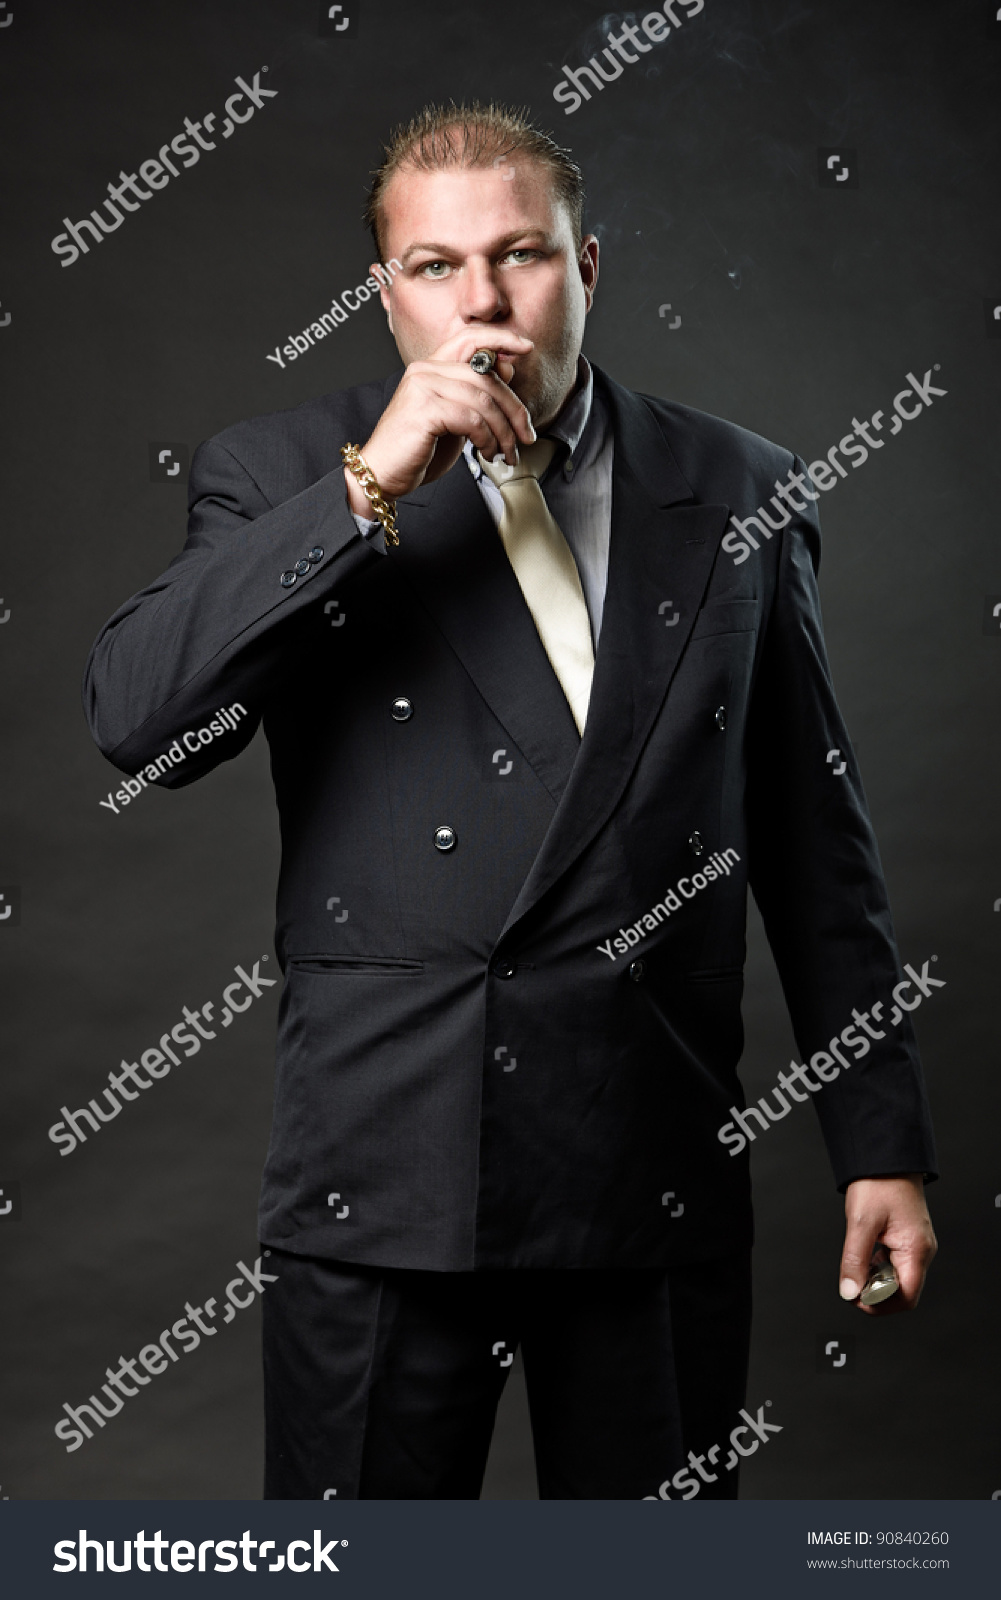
[839,1207,881,1302]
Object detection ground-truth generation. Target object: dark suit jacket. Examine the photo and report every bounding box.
[83,363,937,1271]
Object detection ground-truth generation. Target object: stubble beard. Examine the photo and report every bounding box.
[511,341,581,431]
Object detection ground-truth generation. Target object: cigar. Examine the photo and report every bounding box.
[469,349,497,375]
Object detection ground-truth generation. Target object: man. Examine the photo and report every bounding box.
[83,102,937,1501]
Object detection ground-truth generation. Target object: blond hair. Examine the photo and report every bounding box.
[363,100,586,261]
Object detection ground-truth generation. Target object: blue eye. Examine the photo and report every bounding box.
[421,261,450,278]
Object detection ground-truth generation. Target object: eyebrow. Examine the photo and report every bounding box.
[399,229,556,266]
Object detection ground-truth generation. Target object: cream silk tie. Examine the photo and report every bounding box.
[477,439,595,735]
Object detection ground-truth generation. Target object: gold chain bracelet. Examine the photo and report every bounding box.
[340,443,400,547]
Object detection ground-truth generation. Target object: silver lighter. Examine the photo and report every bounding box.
[469,348,497,375]
[858,1243,899,1307]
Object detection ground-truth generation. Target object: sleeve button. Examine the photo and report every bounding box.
[280,571,297,588]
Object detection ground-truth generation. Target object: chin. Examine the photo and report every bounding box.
[526,352,581,425]
[526,386,569,431]
[511,369,558,425]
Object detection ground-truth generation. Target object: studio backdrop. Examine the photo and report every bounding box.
[1,0,998,1502]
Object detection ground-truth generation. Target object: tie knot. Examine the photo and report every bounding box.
[477,437,558,487]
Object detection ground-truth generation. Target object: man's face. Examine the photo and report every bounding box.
[374,156,599,428]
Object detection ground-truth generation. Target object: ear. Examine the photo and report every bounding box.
[579,234,600,312]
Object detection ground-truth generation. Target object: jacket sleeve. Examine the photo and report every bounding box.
[744,457,938,1188]
[82,436,386,785]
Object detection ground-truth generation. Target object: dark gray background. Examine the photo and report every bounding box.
[0,0,998,1501]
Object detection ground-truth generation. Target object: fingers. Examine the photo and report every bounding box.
[872,1251,920,1315]
[857,1241,931,1317]
[449,404,509,465]
[424,362,536,442]
[360,338,537,498]
[839,1177,938,1317]
[839,1206,882,1305]
[887,1218,937,1311]
[482,372,536,451]
[420,331,538,445]
[431,329,535,368]
[415,371,535,462]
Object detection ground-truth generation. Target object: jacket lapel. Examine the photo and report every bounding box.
[393,455,581,803]
[499,368,731,936]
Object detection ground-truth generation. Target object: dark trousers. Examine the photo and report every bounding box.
[262,1249,752,1500]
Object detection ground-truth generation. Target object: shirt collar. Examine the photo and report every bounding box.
[545,354,593,459]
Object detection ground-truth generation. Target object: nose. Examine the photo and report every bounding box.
[457,258,509,325]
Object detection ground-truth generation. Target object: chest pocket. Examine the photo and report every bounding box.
[690,598,759,639]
